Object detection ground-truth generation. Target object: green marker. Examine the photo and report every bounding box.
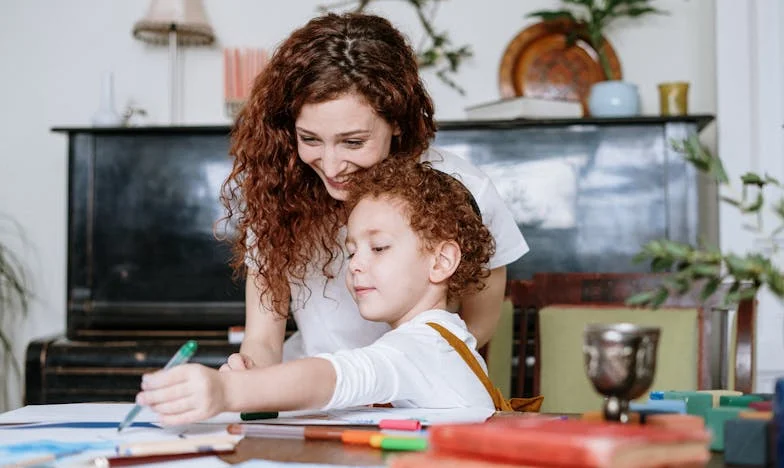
[379,437,428,452]
[117,340,198,432]
[240,411,279,421]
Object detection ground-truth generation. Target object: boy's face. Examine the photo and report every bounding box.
[345,195,435,327]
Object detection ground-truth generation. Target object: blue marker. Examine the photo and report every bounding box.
[117,340,198,432]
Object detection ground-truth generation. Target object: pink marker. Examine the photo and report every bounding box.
[378,419,422,431]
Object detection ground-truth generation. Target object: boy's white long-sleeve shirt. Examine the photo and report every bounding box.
[314,310,495,410]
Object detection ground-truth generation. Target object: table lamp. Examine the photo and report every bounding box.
[132,0,215,124]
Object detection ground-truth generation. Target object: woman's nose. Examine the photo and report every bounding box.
[322,148,347,178]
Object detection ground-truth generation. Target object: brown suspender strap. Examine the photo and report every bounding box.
[426,321,511,411]
[426,321,544,413]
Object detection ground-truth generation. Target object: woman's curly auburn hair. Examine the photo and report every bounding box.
[345,159,495,301]
[220,13,437,316]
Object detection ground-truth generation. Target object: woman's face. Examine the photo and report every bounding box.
[295,93,398,201]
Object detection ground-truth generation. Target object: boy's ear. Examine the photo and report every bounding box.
[430,240,461,284]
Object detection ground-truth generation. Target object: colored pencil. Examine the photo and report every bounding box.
[227,423,348,441]
[89,450,234,467]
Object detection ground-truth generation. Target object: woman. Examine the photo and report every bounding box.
[220,12,528,371]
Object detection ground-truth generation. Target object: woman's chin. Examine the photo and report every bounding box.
[324,185,349,201]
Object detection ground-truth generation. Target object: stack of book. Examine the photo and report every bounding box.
[464,96,583,120]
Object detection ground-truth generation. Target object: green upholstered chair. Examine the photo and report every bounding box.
[485,299,515,399]
[506,273,756,408]
[537,304,701,414]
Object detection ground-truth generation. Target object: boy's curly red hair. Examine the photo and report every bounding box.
[219,13,436,316]
[345,159,495,301]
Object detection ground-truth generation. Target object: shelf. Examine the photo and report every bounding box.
[52,114,715,134]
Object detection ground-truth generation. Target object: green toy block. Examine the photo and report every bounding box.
[720,394,765,407]
[704,406,750,451]
[662,391,714,418]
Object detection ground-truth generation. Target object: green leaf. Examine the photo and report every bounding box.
[742,193,764,213]
[626,290,657,307]
[618,7,665,17]
[662,241,691,258]
[741,172,766,187]
[526,10,577,22]
[700,277,721,301]
[725,254,753,276]
[651,286,670,308]
[692,263,720,278]
[650,256,674,272]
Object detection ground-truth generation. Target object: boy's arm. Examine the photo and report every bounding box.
[139,358,337,426]
[224,357,337,411]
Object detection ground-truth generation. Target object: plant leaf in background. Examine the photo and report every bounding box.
[627,136,784,309]
[526,0,666,81]
[319,0,472,94]
[0,215,30,381]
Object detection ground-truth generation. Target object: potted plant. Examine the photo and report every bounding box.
[0,216,31,410]
[527,0,666,117]
[627,135,784,308]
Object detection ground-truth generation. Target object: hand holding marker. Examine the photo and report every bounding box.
[117,340,198,432]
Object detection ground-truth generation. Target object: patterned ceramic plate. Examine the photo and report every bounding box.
[498,20,622,114]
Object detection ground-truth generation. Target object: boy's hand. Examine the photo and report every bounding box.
[219,353,255,372]
[137,363,228,425]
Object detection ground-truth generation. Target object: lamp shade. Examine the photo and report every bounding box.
[132,0,215,46]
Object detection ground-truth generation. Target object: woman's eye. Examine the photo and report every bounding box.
[299,135,319,145]
[344,140,365,148]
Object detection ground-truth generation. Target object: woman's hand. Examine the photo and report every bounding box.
[219,353,256,372]
[136,363,228,425]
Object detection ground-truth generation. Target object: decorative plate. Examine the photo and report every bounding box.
[498,20,622,114]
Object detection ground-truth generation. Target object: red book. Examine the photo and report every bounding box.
[389,452,708,468]
[427,418,711,468]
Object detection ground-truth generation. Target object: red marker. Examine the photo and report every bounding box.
[378,419,422,431]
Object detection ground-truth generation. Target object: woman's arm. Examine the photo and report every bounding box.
[226,270,289,369]
[457,266,507,348]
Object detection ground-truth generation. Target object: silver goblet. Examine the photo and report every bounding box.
[583,323,660,423]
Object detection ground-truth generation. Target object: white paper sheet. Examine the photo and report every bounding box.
[204,406,494,426]
[0,423,237,467]
[0,403,158,424]
[0,403,493,428]
[233,461,383,468]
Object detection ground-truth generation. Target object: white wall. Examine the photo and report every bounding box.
[0,0,716,410]
[715,0,784,393]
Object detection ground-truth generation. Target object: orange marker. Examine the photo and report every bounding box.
[341,429,383,445]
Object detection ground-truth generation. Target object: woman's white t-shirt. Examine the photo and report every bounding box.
[279,146,529,361]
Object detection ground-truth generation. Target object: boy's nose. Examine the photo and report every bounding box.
[348,255,363,273]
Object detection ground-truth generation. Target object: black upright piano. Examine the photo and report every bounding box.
[26,116,712,403]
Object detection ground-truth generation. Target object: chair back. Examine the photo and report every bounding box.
[538,304,700,414]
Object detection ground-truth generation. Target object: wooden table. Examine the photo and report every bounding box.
[217,413,734,467]
[219,438,731,466]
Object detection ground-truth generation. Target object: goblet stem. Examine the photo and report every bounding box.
[603,396,631,423]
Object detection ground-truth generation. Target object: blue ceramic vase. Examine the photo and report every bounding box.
[588,80,640,117]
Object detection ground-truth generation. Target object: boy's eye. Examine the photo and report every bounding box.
[372,246,389,253]
[347,252,354,259]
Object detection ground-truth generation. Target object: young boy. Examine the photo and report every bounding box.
[136,159,498,425]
